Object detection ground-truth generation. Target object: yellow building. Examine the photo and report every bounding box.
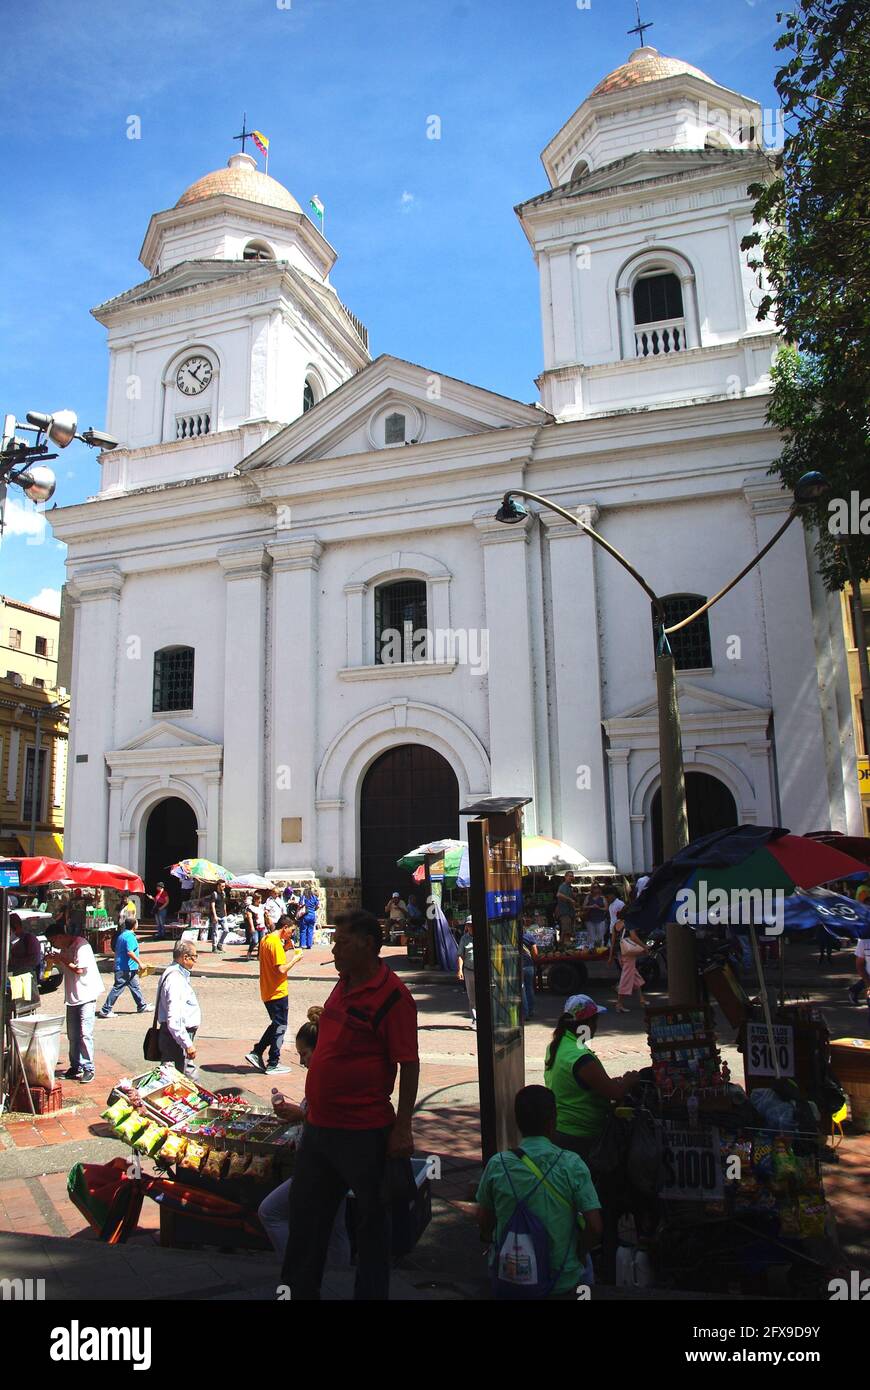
[842,585,870,834]
[0,595,67,857]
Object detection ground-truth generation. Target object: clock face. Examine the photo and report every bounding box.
[176,355,213,396]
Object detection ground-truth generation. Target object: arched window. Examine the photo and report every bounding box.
[570,159,590,182]
[633,272,685,357]
[384,412,406,445]
[652,594,712,671]
[153,646,195,713]
[243,240,275,261]
[374,580,428,665]
[302,379,316,413]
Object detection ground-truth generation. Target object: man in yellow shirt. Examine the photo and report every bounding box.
[245,915,302,1075]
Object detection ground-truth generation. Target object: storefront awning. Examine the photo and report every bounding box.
[28,831,65,860]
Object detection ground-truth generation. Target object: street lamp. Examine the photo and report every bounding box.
[494,471,828,863]
[0,409,118,536]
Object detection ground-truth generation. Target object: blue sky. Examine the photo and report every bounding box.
[0,0,783,611]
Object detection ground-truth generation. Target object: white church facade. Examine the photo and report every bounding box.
[53,46,862,913]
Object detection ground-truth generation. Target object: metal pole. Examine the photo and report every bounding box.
[655,648,688,861]
[846,543,870,759]
[0,886,10,1111]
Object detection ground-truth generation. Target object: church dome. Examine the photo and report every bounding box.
[591,45,714,98]
[175,153,303,215]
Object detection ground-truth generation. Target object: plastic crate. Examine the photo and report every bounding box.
[13,1081,63,1114]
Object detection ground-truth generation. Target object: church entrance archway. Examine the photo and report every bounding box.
[359,744,459,916]
[650,772,738,868]
[144,797,198,916]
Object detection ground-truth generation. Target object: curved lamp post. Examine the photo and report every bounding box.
[494,470,829,863]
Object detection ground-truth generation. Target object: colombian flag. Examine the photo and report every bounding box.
[252,130,269,157]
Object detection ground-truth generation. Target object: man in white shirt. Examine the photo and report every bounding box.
[44,926,104,1084]
[156,940,202,1075]
[606,886,626,932]
[263,891,284,930]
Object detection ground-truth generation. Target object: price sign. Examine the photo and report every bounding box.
[659,1121,724,1201]
[746,1022,794,1079]
[0,862,20,888]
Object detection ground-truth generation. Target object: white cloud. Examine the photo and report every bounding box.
[400,191,415,213]
[2,498,46,541]
[27,587,62,616]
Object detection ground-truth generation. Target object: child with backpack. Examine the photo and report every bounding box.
[476,1085,602,1299]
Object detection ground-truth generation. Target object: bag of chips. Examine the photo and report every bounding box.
[102,1099,133,1127]
[245,1153,274,1181]
[115,1114,148,1143]
[157,1132,187,1163]
[227,1152,251,1179]
[179,1140,208,1171]
[203,1148,230,1180]
[134,1122,168,1155]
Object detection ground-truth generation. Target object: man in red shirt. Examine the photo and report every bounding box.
[282,909,419,1300]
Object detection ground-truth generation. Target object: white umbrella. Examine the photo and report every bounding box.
[230,873,273,891]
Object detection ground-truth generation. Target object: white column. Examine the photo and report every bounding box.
[218,545,271,870]
[204,770,222,862]
[681,273,701,348]
[268,536,323,869]
[749,742,774,824]
[473,512,538,824]
[607,748,633,870]
[617,286,634,360]
[107,776,124,865]
[541,505,609,861]
[343,582,365,667]
[746,485,832,832]
[64,567,123,860]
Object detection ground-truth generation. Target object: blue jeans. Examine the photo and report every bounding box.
[67,1001,96,1074]
[256,996,289,1068]
[300,919,315,949]
[102,969,145,1014]
[522,964,535,1019]
[154,907,168,939]
[212,916,229,950]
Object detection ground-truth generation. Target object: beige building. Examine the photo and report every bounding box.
[0,595,67,858]
[842,585,870,834]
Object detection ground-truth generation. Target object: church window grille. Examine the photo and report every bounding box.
[303,380,316,413]
[243,240,275,261]
[374,580,428,664]
[652,594,712,671]
[384,412,406,445]
[153,646,195,712]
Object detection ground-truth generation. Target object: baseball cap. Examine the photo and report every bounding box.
[392,892,400,899]
[565,993,607,1022]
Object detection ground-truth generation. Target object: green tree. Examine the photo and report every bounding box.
[742,0,870,757]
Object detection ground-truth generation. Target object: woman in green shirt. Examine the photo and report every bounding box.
[544,994,639,1162]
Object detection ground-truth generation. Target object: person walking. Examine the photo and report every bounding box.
[155,940,201,1075]
[245,915,302,1075]
[44,924,105,1084]
[457,915,477,1028]
[609,917,648,1013]
[245,891,267,958]
[281,908,419,1302]
[152,882,169,940]
[96,918,147,1018]
[299,883,319,950]
[209,879,229,954]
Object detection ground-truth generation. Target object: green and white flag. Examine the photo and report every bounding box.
[309,195,324,228]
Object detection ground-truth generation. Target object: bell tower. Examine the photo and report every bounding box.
[92,148,370,494]
[515,47,777,421]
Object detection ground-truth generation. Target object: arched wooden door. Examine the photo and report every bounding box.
[359,745,460,915]
[144,797,198,915]
[650,772,738,868]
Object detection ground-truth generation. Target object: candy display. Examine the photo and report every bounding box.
[203,1148,231,1180]
[646,1003,729,1103]
[157,1132,187,1163]
[179,1140,208,1171]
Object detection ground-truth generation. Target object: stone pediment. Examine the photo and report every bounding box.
[116,721,220,752]
[605,682,771,733]
[238,354,549,471]
[92,260,259,319]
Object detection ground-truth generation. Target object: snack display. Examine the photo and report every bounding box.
[102,1099,133,1127]
[203,1148,230,1180]
[115,1113,148,1143]
[246,1154,274,1181]
[158,1132,187,1163]
[227,1151,251,1179]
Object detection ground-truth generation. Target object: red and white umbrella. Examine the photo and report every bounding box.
[64,862,146,894]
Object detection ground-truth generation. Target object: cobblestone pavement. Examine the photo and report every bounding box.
[1,934,867,1297]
